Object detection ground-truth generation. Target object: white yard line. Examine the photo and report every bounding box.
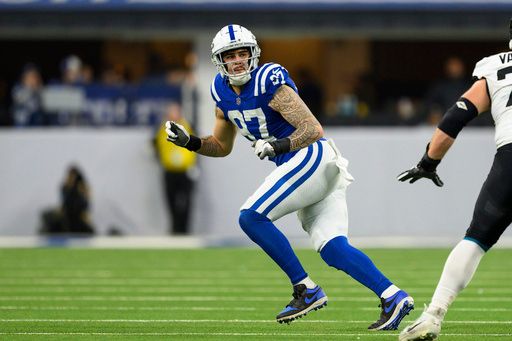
[1,286,511,294]
[1,295,512,302]
[1,318,511,324]
[0,305,257,311]
[0,332,510,338]
[1,305,512,312]
[0,332,399,337]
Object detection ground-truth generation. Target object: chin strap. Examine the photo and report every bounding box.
[229,73,251,86]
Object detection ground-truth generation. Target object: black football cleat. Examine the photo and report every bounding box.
[276,284,328,324]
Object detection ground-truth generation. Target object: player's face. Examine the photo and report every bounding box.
[222,48,251,76]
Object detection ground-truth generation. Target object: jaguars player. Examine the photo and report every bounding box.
[166,24,413,329]
[398,21,512,341]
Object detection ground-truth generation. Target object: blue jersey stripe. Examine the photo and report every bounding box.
[249,144,314,211]
[262,141,323,216]
[228,25,235,41]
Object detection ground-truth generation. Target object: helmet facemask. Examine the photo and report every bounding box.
[213,46,260,86]
[211,25,261,86]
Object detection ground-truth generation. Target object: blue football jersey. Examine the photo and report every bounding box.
[210,62,299,166]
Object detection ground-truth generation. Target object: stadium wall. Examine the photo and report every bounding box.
[1,127,511,248]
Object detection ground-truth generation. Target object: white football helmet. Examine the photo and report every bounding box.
[211,24,261,86]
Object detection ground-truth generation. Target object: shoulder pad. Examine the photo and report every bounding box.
[473,53,504,80]
[253,63,293,97]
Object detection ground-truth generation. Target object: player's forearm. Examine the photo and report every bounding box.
[428,128,455,160]
[269,85,324,151]
[288,118,324,151]
[197,135,231,157]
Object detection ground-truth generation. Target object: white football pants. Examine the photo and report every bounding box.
[241,139,354,251]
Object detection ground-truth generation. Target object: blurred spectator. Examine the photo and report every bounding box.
[425,56,472,125]
[395,97,423,126]
[165,65,189,86]
[326,93,371,126]
[60,55,84,85]
[154,103,197,235]
[101,63,126,86]
[353,72,376,117]
[295,67,325,122]
[141,52,167,86]
[43,55,88,126]
[81,64,94,84]
[11,63,44,126]
[337,94,358,118]
[40,165,95,235]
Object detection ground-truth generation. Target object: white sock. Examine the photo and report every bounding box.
[380,284,400,299]
[295,276,317,289]
[427,239,485,319]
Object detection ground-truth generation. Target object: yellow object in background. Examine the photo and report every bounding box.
[156,118,197,172]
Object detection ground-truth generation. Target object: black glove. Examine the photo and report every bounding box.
[165,121,201,151]
[397,148,444,187]
[165,121,190,147]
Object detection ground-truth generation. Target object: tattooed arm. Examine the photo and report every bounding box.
[269,85,324,151]
[197,106,237,157]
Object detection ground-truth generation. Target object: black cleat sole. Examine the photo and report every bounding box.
[277,301,327,324]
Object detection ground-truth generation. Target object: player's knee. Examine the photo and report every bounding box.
[464,231,493,251]
[320,236,351,268]
[465,219,504,251]
[239,209,269,232]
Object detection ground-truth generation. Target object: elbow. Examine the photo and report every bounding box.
[217,144,233,157]
[316,124,324,139]
[218,149,231,157]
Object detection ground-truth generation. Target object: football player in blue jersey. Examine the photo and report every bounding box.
[166,24,413,329]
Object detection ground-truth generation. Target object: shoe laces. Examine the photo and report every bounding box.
[377,297,386,310]
[292,285,306,298]
[288,284,307,306]
[375,297,388,321]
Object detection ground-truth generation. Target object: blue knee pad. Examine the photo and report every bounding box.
[239,209,267,234]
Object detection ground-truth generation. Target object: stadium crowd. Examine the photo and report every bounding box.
[0,54,493,128]
[2,54,194,128]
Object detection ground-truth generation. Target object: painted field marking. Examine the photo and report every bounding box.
[0,318,511,324]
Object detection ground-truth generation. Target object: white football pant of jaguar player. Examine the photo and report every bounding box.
[241,139,354,251]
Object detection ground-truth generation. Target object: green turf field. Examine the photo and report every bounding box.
[0,247,511,340]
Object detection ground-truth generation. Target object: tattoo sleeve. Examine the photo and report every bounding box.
[196,107,236,157]
[269,85,323,151]
[198,136,227,157]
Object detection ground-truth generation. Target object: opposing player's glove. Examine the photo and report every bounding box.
[397,149,444,187]
[253,140,276,160]
[165,121,201,151]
